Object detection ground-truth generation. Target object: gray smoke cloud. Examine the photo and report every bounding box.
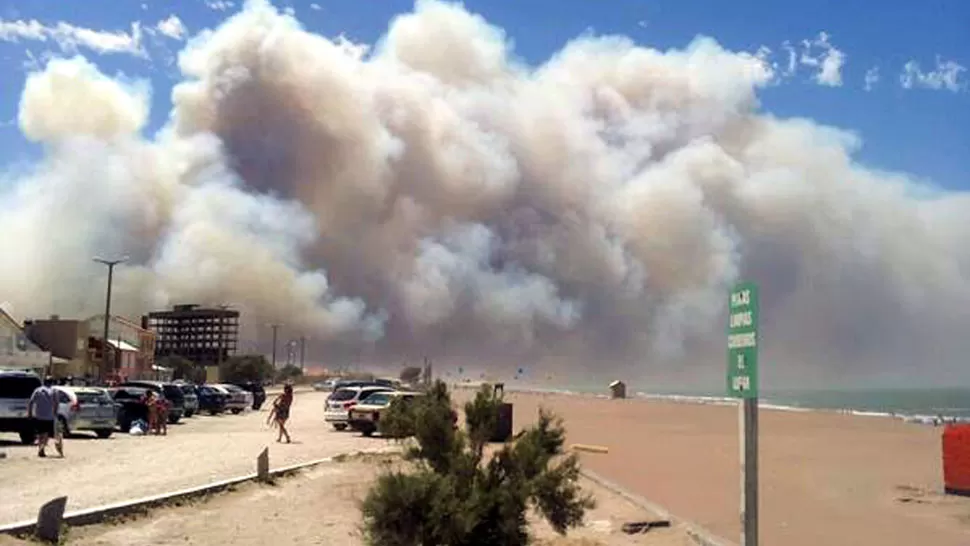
[2,0,968,386]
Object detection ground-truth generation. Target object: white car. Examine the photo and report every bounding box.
[324,386,394,430]
[53,386,117,438]
[213,384,253,414]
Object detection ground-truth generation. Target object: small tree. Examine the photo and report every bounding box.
[220,354,274,383]
[399,365,423,384]
[276,364,303,383]
[157,355,204,383]
[362,381,593,546]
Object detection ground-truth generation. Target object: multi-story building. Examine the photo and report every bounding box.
[143,304,240,367]
[24,314,156,380]
[0,308,52,373]
[23,315,93,377]
[86,314,157,380]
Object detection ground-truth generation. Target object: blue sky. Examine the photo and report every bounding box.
[0,0,967,189]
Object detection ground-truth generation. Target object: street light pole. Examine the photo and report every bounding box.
[270,324,281,369]
[93,256,128,381]
[299,336,306,372]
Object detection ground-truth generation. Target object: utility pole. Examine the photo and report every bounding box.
[93,256,127,381]
[299,336,306,372]
[270,324,281,369]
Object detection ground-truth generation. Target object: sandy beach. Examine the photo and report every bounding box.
[454,389,970,546]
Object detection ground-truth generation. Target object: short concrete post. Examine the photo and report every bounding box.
[36,496,67,543]
[257,447,270,482]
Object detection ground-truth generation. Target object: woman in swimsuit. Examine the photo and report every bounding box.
[271,384,294,443]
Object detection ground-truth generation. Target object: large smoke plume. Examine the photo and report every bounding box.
[2,0,968,386]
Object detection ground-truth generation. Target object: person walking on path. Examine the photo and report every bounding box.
[269,384,294,443]
[27,377,62,458]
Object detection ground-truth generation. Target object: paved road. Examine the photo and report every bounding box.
[0,391,386,525]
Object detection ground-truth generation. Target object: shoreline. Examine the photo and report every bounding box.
[450,381,969,426]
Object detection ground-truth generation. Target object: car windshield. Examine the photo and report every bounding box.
[362,393,392,406]
[331,388,357,401]
[162,385,184,401]
[112,388,147,400]
[0,376,41,398]
[180,385,195,394]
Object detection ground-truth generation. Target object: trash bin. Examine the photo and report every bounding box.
[943,424,970,496]
[491,402,513,442]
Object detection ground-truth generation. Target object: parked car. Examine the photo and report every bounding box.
[232,381,266,410]
[195,385,229,415]
[325,385,394,430]
[107,386,151,432]
[173,382,199,417]
[213,384,251,414]
[312,379,336,391]
[326,380,384,401]
[53,386,117,438]
[0,370,42,444]
[119,381,185,423]
[348,391,423,436]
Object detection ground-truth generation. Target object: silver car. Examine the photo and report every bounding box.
[324,386,394,431]
[54,386,117,439]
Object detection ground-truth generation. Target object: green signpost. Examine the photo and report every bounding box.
[728,281,760,546]
[728,282,759,398]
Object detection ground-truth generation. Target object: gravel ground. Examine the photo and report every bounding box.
[0,454,690,546]
[0,391,387,526]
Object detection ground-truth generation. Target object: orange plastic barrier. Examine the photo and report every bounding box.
[942,424,970,496]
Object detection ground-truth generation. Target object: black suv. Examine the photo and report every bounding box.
[233,381,267,410]
[119,381,186,423]
[0,370,42,444]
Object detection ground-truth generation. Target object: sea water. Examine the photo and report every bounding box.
[502,380,970,426]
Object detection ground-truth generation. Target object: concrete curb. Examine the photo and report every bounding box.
[0,446,399,538]
[579,469,736,546]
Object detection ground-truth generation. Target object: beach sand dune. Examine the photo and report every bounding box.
[466,390,970,546]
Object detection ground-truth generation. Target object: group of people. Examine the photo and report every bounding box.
[25,379,297,458]
[142,390,171,435]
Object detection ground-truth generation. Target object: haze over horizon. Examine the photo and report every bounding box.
[1,0,968,389]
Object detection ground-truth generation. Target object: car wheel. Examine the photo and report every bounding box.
[362,428,375,437]
[95,429,113,439]
[231,408,242,415]
[333,423,347,431]
[19,430,36,445]
[168,415,180,424]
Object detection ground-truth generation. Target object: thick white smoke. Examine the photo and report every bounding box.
[1,0,968,386]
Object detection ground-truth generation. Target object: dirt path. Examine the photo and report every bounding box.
[0,391,388,525]
[0,454,691,546]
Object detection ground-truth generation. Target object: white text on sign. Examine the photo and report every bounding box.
[730,311,753,329]
[731,289,751,308]
[732,376,751,391]
[728,332,757,349]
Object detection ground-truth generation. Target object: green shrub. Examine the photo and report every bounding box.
[378,396,418,439]
[361,381,593,546]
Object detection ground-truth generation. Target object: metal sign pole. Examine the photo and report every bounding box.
[740,396,759,546]
[728,282,759,546]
